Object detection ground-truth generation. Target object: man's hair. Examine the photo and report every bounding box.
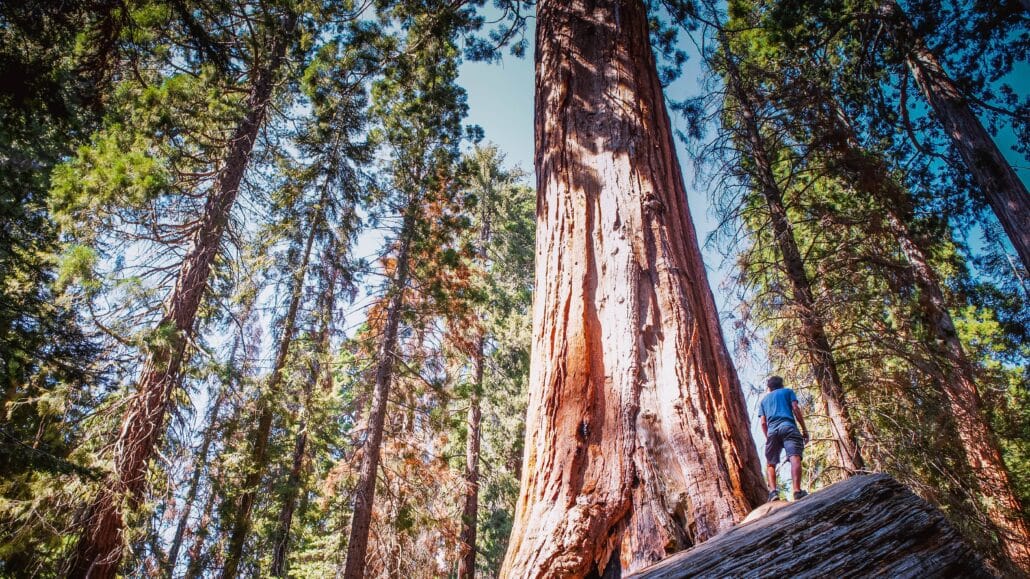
[767,375,784,390]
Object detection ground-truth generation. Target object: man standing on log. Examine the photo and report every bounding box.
[759,376,810,502]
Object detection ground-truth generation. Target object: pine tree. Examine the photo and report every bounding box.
[878,0,1030,272]
[714,25,866,475]
[65,7,298,576]
[341,6,470,576]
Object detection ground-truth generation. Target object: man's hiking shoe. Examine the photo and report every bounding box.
[767,490,780,503]
[793,490,808,501]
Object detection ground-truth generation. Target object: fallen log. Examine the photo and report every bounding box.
[626,473,994,578]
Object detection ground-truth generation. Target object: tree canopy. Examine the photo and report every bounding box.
[0,0,1025,576]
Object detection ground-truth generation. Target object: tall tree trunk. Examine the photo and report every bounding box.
[166,385,226,576]
[501,1,766,576]
[341,207,416,579]
[66,14,295,579]
[221,204,321,579]
[723,52,865,475]
[825,103,1030,571]
[457,335,485,579]
[269,422,307,577]
[458,177,495,579]
[270,256,338,577]
[881,0,1030,271]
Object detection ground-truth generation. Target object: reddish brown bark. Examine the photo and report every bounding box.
[220,205,321,579]
[881,0,1030,272]
[824,104,1030,571]
[341,207,415,579]
[501,1,766,576]
[65,14,295,579]
[723,53,865,475]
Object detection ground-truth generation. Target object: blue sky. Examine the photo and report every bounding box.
[454,15,1027,487]
[455,20,787,482]
[456,22,774,407]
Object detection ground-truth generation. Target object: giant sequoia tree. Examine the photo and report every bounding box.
[502,1,766,575]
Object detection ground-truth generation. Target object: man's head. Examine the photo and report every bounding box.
[767,375,784,391]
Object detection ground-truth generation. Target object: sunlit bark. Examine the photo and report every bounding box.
[66,13,295,578]
[501,1,766,575]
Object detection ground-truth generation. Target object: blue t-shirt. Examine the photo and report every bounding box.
[759,388,798,428]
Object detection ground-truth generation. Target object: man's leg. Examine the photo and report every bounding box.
[789,454,802,493]
[765,431,784,501]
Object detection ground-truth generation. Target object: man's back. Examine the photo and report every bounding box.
[760,388,798,428]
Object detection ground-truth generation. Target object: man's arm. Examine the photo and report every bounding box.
[792,401,809,442]
[760,415,768,438]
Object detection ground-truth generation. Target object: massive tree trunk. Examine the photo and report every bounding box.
[824,104,1030,571]
[341,207,416,579]
[66,14,295,579]
[627,474,993,579]
[501,1,766,576]
[457,335,485,579]
[221,205,321,579]
[881,0,1030,272]
[724,53,865,475]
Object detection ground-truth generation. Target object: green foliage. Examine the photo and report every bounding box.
[4,0,1023,575]
[698,0,1029,565]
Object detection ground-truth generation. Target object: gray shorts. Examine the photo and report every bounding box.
[765,422,804,464]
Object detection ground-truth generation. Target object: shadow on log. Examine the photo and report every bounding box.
[625,474,995,578]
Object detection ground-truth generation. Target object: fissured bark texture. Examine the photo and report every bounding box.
[501,1,766,576]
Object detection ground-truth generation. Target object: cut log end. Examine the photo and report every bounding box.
[626,474,996,579]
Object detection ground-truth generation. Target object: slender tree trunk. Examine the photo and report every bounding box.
[457,335,485,579]
[166,386,226,576]
[881,0,1030,271]
[221,205,321,579]
[66,14,295,579]
[270,259,338,577]
[723,54,865,475]
[458,175,495,579]
[501,1,766,575]
[341,207,416,579]
[270,424,307,576]
[825,103,1030,571]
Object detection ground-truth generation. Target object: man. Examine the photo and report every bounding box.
[759,375,809,502]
